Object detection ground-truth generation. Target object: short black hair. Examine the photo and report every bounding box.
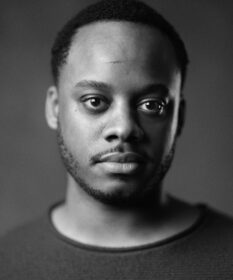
[51,0,189,88]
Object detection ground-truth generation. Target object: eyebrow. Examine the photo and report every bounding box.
[74,80,113,93]
[140,84,169,96]
[74,79,169,96]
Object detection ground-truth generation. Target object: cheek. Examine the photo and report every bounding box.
[59,106,86,151]
[144,124,176,168]
[146,124,172,147]
[142,111,178,154]
[59,104,103,160]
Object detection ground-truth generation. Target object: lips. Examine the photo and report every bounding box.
[95,152,146,174]
[97,152,146,163]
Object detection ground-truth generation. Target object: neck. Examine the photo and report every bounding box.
[51,175,200,248]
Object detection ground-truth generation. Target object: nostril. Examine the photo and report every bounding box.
[105,129,143,143]
[105,134,118,142]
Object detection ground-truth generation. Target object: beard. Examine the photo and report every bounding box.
[56,126,176,207]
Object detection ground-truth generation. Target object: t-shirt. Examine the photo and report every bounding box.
[0,204,233,279]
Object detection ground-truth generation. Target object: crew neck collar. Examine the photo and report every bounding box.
[48,200,207,253]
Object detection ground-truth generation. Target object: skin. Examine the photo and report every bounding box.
[46,21,199,248]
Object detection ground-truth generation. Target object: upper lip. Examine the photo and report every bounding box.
[97,152,146,163]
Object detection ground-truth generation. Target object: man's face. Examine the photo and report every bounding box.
[47,21,183,205]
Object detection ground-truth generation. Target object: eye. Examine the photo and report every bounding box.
[138,99,166,116]
[82,96,109,112]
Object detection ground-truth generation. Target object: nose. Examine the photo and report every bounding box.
[103,104,144,143]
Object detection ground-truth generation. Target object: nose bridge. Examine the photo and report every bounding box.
[104,99,141,142]
[115,100,133,131]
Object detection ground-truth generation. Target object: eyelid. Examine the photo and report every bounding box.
[80,94,109,103]
[137,97,168,105]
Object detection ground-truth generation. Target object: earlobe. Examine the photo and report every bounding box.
[45,86,59,130]
[177,97,186,137]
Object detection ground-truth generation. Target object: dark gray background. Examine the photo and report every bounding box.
[0,0,232,236]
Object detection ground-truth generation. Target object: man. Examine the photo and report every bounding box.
[0,0,233,278]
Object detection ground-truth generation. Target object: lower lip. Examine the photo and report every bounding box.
[97,162,142,174]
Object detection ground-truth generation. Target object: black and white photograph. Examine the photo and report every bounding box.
[0,0,233,278]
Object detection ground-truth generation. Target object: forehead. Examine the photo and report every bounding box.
[69,21,177,65]
[59,21,180,91]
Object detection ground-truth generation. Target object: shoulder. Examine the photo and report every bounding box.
[0,215,55,274]
[181,205,233,257]
[0,215,50,248]
[0,203,63,253]
[200,205,233,235]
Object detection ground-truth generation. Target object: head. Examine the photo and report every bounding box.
[46,0,188,206]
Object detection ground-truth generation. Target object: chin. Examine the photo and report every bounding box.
[78,176,158,207]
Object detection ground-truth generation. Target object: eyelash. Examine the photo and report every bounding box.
[81,95,167,116]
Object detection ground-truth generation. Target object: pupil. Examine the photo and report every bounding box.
[146,101,159,111]
[91,98,100,106]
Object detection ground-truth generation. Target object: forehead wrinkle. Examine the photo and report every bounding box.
[106,60,126,64]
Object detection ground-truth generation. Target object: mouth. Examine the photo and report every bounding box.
[95,152,147,175]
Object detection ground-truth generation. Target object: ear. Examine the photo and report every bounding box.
[45,86,59,130]
[176,96,186,137]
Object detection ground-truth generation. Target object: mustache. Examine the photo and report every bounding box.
[90,145,151,164]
